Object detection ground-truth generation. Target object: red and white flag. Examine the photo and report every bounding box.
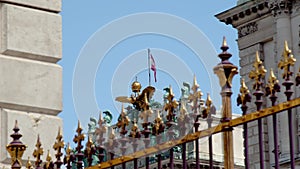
[150,54,157,82]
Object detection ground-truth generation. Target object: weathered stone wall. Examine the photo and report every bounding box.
[0,0,62,167]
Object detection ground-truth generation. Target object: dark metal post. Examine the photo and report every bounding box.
[249,51,267,169]
[237,79,251,169]
[73,121,85,169]
[266,69,280,169]
[6,120,27,169]
[278,41,296,169]
[214,37,238,169]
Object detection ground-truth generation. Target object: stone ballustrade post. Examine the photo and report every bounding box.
[0,0,63,166]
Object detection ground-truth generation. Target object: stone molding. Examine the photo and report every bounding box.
[238,22,258,38]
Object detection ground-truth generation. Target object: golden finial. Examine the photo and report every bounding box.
[117,104,130,131]
[163,85,179,122]
[239,79,250,103]
[53,127,64,158]
[73,120,85,150]
[188,75,203,114]
[26,157,32,169]
[95,111,107,136]
[249,51,267,89]
[278,40,296,79]
[266,68,280,96]
[153,110,164,135]
[108,128,116,147]
[130,118,139,138]
[179,100,188,122]
[65,143,72,162]
[131,77,142,94]
[85,136,95,156]
[222,36,228,47]
[33,135,43,167]
[44,150,52,169]
[192,74,199,93]
[202,93,212,118]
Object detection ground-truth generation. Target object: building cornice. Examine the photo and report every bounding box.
[215,1,270,28]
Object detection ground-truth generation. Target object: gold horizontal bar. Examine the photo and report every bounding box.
[88,97,300,169]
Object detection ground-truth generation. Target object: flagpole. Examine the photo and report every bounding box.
[148,48,151,86]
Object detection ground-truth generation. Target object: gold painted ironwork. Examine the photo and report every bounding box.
[115,86,155,111]
[6,120,27,168]
[117,104,130,130]
[73,121,85,145]
[26,157,32,169]
[130,118,139,138]
[249,51,267,89]
[278,41,296,79]
[163,85,179,121]
[266,68,280,94]
[202,93,212,118]
[45,150,52,169]
[65,143,72,163]
[153,110,164,135]
[188,75,203,114]
[87,97,300,169]
[237,78,251,104]
[85,136,95,156]
[95,112,107,135]
[108,128,116,147]
[33,135,43,167]
[53,127,64,159]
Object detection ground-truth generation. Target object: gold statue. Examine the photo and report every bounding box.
[116,86,155,111]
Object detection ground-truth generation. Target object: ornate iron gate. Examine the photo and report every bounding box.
[6,37,300,169]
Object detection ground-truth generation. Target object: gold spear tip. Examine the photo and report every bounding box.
[255,51,261,63]
[193,74,198,86]
[284,40,290,53]
[46,150,51,162]
[169,85,173,95]
[222,36,227,47]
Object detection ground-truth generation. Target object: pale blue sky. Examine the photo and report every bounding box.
[59,1,239,144]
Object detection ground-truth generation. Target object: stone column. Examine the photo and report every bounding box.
[0,0,63,167]
[269,0,295,159]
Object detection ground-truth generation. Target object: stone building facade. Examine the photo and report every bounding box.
[0,0,63,167]
[216,0,300,168]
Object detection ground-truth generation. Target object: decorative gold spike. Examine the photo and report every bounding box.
[188,75,203,114]
[73,121,85,146]
[163,85,179,122]
[249,51,267,89]
[53,127,64,157]
[117,104,130,131]
[108,128,116,147]
[202,93,213,118]
[179,100,188,122]
[33,135,43,167]
[26,157,32,169]
[85,136,95,156]
[192,74,199,93]
[239,79,250,104]
[153,110,164,135]
[95,111,107,136]
[130,118,139,138]
[278,41,296,79]
[267,69,279,91]
[65,143,72,162]
[44,150,52,169]
[222,36,228,47]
